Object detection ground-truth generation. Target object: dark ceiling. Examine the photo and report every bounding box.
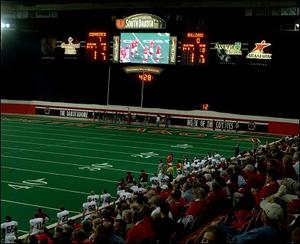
[2,0,299,9]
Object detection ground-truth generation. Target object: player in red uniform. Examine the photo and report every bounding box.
[155,45,162,62]
[143,46,149,63]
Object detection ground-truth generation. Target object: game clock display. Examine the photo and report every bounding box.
[137,73,155,82]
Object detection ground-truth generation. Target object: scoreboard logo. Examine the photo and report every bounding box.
[116,13,166,30]
[246,40,272,60]
[116,19,126,30]
[213,42,243,55]
[57,36,84,55]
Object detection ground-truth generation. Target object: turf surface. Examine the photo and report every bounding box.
[1,115,281,234]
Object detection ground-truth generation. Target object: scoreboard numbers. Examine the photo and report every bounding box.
[86,31,109,62]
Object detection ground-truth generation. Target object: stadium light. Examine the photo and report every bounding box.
[1,22,10,29]
[1,21,14,30]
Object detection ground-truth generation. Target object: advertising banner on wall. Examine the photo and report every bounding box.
[210,41,248,65]
[115,13,166,30]
[246,40,272,66]
[56,36,86,60]
[36,106,268,133]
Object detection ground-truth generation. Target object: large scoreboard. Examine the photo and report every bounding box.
[41,32,208,66]
[181,32,208,65]
[41,13,271,68]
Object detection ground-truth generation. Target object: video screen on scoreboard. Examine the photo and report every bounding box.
[120,33,170,64]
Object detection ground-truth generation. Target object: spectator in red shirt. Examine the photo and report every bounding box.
[126,206,156,244]
[185,187,207,218]
[252,167,280,206]
[282,155,298,180]
[233,164,266,209]
[126,172,134,186]
[167,190,187,220]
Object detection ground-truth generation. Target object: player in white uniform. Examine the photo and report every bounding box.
[82,199,97,221]
[29,214,44,235]
[158,172,169,187]
[57,207,69,226]
[118,188,133,201]
[1,216,18,243]
[191,159,201,173]
[130,182,139,194]
[183,159,191,175]
[136,183,146,195]
[100,190,111,207]
[87,191,100,207]
[150,173,160,189]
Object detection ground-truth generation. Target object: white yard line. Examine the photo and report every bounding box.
[2,146,159,166]
[2,138,232,154]
[1,155,143,174]
[1,166,119,183]
[2,131,237,150]
[1,179,118,199]
[1,199,80,214]
[1,180,90,195]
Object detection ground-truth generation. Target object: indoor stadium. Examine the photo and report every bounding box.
[1,0,299,243]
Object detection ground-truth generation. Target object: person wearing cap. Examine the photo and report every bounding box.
[230,200,286,243]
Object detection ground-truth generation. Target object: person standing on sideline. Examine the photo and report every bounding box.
[82,198,97,221]
[1,216,18,243]
[36,208,49,224]
[57,207,69,226]
[252,137,261,151]
[157,159,164,174]
[234,144,240,157]
[165,115,170,128]
[235,121,239,132]
[139,169,148,187]
[29,214,44,236]
[87,191,100,207]
[100,189,111,207]
[156,115,161,127]
[127,107,132,125]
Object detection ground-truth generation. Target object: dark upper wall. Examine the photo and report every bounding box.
[1,1,299,119]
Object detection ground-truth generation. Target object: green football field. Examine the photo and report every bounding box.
[1,114,281,235]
